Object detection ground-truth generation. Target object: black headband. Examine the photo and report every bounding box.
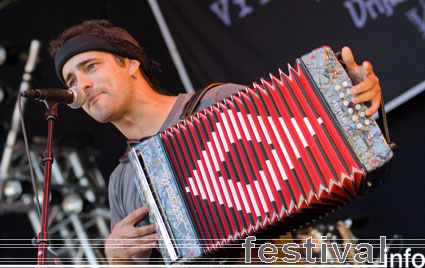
[55,34,142,85]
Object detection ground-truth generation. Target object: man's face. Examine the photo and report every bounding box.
[62,51,135,123]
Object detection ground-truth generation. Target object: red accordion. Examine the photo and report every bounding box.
[129,46,394,264]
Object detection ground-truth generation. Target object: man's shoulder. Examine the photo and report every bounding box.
[206,83,245,98]
[197,83,245,111]
[109,158,132,185]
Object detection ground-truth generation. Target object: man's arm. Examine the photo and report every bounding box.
[105,206,157,265]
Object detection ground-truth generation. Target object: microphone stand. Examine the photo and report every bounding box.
[35,100,60,266]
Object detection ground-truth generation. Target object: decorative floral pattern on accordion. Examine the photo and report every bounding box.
[300,46,393,171]
[129,137,202,263]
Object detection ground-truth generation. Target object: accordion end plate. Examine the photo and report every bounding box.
[300,46,394,178]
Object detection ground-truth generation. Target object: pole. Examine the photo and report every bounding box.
[147,0,195,93]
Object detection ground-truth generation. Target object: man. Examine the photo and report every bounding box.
[50,19,381,265]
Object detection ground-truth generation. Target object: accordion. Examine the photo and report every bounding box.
[129,46,394,264]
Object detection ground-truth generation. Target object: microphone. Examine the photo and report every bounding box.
[21,87,86,109]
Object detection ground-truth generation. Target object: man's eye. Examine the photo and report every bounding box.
[87,63,96,70]
[69,80,76,87]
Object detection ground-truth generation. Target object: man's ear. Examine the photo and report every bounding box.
[128,59,140,75]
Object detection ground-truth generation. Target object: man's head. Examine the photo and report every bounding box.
[49,20,161,124]
[49,19,157,89]
[50,20,169,123]
[61,50,144,123]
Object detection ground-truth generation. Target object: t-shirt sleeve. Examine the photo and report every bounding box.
[109,161,148,230]
[108,164,129,230]
[197,83,246,111]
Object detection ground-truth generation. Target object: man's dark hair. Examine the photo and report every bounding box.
[49,19,160,90]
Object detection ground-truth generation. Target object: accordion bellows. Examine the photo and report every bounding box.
[129,46,394,264]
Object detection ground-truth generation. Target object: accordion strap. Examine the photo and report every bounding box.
[180,82,224,120]
[377,97,394,147]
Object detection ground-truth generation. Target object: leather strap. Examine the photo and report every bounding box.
[180,83,224,120]
[377,97,393,146]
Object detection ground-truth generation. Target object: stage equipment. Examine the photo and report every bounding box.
[3,179,22,201]
[0,39,40,199]
[0,141,110,264]
[129,46,395,264]
[0,40,109,264]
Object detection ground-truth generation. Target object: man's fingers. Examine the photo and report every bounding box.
[126,235,158,258]
[351,77,379,97]
[119,244,156,260]
[135,233,158,245]
[352,86,379,104]
[121,206,149,225]
[341,46,358,70]
[118,224,155,240]
[365,92,381,116]
[105,210,157,262]
[134,224,156,237]
[351,79,374,96]
[362,60,373,76]
[107,233,157,245]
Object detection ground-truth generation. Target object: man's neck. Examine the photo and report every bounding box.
[111,88,178,140]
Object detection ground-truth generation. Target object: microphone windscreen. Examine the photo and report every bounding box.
[67,87,86,109]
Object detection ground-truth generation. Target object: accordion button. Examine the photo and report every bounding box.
[364,119,371,125]
[343,81,349,87]
[335,85,341,91]
[356,123,363,129]
[352,115,359,121]
[343,100,349,106]
[360,111,366,118]
[339,92,345,99]
[348,108,354,114]
[355,104,362,110]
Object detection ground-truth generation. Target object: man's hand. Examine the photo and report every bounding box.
[342,46,381,116]
[105,206,158,265]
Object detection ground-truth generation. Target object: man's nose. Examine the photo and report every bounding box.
[78,76,93,92]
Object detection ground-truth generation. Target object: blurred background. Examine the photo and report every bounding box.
[0,0,424,264]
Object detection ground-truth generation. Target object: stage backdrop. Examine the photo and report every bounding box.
[157,0,425,104]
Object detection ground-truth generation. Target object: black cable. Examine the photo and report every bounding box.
[17,93,42,217]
